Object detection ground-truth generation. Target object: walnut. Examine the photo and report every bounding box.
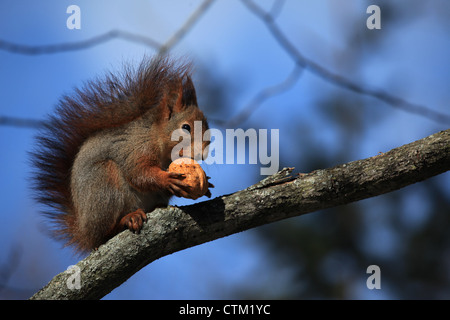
[169,158,208,200]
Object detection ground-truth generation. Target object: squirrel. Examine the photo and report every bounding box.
[31,56,213,253]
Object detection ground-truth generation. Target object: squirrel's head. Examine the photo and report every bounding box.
[153,73,210,167]
[167,105,209,161]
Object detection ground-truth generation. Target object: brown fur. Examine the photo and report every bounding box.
[31,56,210,252]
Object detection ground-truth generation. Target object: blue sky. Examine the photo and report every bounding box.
[0,1,449,299]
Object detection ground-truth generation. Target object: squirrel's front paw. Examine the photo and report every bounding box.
[164,172,193,199]
[119,208,147,234]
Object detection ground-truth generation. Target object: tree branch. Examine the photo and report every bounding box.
[30,129,450,299]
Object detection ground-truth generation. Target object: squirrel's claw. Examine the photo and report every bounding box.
[206,176,215,190]
[120,208,147,234]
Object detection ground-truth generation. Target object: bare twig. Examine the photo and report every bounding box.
[225,65,304,127]
[158,0,215,55]
[240,0,450,125]
[0,244,24,297]
[0,116,46,129]
[0,30,160,55]
[269,0,287,19]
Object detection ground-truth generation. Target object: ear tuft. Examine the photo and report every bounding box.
[182,75,198,107]
[172,78,185,114]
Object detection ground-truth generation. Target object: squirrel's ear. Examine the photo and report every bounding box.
[172,79,185,114]
[182,76,198,107]
[173,75,197,113]
[157,88,173,120]
[160,74,197,119]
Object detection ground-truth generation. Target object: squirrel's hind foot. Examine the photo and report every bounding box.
[119,208,148,234]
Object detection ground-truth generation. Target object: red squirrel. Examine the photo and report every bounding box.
[31,56,213,252]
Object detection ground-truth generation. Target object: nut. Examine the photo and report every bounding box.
[168,158,208,199]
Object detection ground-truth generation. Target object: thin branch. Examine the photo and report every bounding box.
[30,129,450,300]
[269,0,287,19]
[158,0,215,55]
[0,244,27,297]
[240,0,450,125]
[0,30,161,55]
[224,64,304,127]
[0,116,46,129]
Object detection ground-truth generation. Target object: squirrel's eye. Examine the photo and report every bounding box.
[182,123,191,133]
